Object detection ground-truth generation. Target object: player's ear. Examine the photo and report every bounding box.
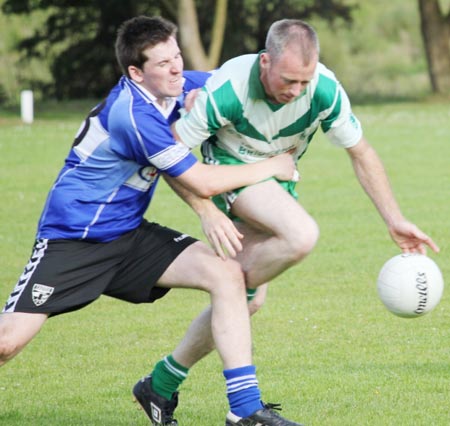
[260,52,271,70]
[128,65,144,83]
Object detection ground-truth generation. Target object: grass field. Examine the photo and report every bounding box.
[0,100,449,425]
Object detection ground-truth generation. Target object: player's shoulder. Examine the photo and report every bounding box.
[109,78,168,135]
[222,54,258,68]
[220,54,257,77]
[316,62,338,79]
[182,70,211,91]
[213,54,257,81]
[310,62,346,105]
[314,62,340,89]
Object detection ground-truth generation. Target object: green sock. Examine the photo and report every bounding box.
[247,288,257,302]
[151,354,189,400]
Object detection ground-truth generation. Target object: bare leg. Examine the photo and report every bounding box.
[172,281,268,368]
[172,306,214,367]
[231,180,319,287]
[0,312,48,366]
[171,181,318,368]
[247,283,268,315]
[157,241,252,369]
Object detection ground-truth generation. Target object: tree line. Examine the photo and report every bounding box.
[1,0,449,100]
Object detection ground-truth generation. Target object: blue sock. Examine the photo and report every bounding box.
[223,365,263,418]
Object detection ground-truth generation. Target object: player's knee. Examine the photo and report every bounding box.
[204,258,246,295]
[221,260,246,292]
[0,336,19,365]
[287,216,319,262]
[0,318,32,366]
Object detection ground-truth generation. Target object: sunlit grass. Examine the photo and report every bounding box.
[0,101,449,425]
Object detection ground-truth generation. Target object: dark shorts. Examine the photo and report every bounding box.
[2,220,197,316]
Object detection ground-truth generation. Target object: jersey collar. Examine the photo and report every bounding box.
[125,76,178,116]
[248,51,284,111]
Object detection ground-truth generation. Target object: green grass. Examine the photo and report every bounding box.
[0,101,449,425]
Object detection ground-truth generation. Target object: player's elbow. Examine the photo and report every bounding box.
[191,176,225,198]
[191,183,217,198]
[180,163,224,198]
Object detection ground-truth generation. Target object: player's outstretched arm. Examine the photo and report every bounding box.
[178,152,297,199]
[346,137,439,254]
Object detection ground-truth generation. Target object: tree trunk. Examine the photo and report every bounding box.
[418,0,450,94]
[178,0,227,70]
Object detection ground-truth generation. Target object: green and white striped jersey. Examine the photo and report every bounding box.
[176,53,362,164]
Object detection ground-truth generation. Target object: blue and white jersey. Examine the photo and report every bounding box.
[37,71,210,242]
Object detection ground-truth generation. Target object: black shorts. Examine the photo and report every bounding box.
[2,220,197,316]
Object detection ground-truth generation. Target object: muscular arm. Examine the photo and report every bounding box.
[347,137,403,226]
[347,137,439,253]
[175,153,296,198]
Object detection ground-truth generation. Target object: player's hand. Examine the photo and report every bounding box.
[198,201,243,259]
[388,220,440,255]
[184,88,201,112]
[266,152,299,182]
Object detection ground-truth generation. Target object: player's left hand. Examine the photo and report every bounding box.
[199,202,243,259]
[388,220,440,255]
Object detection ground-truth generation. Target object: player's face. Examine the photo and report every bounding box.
[260,48,318,104]
[136,36,184,103]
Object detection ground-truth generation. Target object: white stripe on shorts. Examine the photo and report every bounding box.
[2,239,48,313]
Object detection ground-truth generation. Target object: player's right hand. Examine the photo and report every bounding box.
[198,200,243,259]
[267,152,299,182]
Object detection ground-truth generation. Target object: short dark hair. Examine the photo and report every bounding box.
[115,16,178,77]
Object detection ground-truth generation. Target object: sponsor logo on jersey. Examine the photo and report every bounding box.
[349,113,359,129]
[32,283,54,306]
[139,166,159,182]
[125,166,159,191]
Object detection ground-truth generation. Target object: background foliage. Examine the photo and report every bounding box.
[0,0,446,104]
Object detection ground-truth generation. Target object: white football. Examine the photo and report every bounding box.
[377,253,444,318]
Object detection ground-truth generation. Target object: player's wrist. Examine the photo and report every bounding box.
[194,197,216,217]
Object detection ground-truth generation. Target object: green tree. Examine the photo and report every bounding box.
[1,0,172,99]
[2,0,354,99]
[178,0,228,70]
[188,0,354,67]
[418,0,450,94]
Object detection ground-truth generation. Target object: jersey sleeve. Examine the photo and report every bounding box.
[182,70,211,92]
[175,67,241,149]
[109,95,198,178]
[320,83,362,149]
[174,88,218,149]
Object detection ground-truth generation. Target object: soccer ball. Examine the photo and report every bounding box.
[376,253,444,318]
